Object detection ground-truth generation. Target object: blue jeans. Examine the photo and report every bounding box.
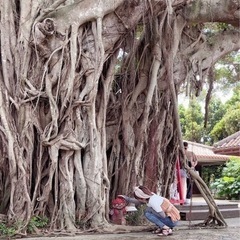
[144,207,178,229]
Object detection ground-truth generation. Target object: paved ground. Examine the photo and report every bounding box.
[14,217,240,240]
[13,198,240,240]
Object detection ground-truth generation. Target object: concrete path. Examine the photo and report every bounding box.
[15,197,240,240]
[15,218,240,240]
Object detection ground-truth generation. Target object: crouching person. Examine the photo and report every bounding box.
[134,186,180,236]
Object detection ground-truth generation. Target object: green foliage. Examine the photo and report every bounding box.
[202,98,226,144]
[204,23,231,33]
[211,158,240,200]
[0,223,16,237]
[201,165,224,187]
[225,85,240,107]
[184,121,203,142]
[208,99,225,126]
[179,98,204,142]
[210,86,240,142]
[179,85,239,144]
[179,104,187,134]
[27,215,48,233]
[125,205,147,226]
[0,216,49,236]
[179,50,239,143]
[215,52,240,87]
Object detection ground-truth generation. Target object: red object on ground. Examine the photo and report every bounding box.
[109,197,127,225]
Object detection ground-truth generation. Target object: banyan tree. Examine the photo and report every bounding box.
[0,0,239,234]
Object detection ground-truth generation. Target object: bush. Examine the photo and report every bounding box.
[27,215,48,233]
[201,165,224,188]
[0,223,16,237]
[211,158,240,200]
[125,205,148,226]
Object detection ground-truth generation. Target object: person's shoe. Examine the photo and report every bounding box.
[184,198,190,204]
[158,228,173,236]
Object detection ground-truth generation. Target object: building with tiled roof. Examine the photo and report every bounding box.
[184,141,230,166]
[213,131,240,156]
[183,141,231,195]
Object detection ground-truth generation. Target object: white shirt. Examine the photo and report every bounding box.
[147,194,164,212]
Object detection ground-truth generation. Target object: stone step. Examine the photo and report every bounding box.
[176,203,239,211]
[180,208,240,221]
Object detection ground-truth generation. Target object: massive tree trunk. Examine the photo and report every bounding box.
[0,0,239,234]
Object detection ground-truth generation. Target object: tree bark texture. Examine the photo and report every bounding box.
[0,0,239,233]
